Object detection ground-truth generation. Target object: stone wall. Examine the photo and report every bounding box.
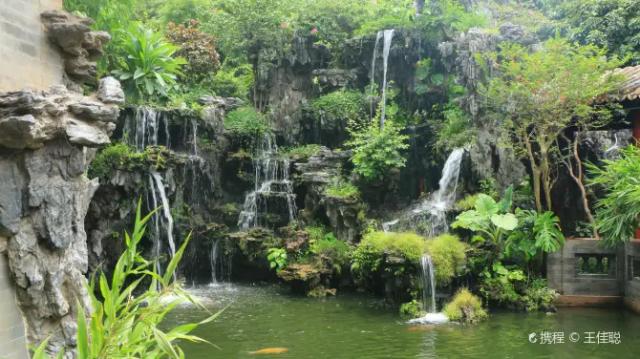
[0,0,64,91]
[0,1,63,357]
[547,238,640,312]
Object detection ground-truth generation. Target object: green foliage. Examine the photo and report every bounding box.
[113,23,187,101]
[166,20,220,84]
[309,233,352,271]
[267,247,288,270]
[351,231,427,273]
[452,192,518,246]
[34,201,223,358]
[555,0,640,64]
[399,299,422,318]
[158,0,213,25]
[208,63,254,99]
[479,265,557,312]
[311,90,368,127]
[588,145,640,246]
[89,143,167,179]
[455,194,481,211]
[224,106,270,136]
[481,37,623,211]
[347,120,409,181]
[325,177,360,199]
[280,144,322,160]
[505,210,565,262]
[434,103,474,153]
[443,288,487,323]
[425,234,466,285]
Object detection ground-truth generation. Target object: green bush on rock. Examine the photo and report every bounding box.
[347,120,409,181]
[425,234,466,285]
[325,177,360,199]
[443,288,487,323]
[311,90,367,127]
[224,106,270,137]
[352,231,427,273]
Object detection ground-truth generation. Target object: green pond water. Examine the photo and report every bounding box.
[164,284,640,358]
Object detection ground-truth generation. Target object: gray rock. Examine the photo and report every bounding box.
[198,95,244,110]
[65,119,111,146]
[69,100,120,122]
[0,115,51,149]
[41,10,111,85]
[97,77,124,105]
[0,84,117,356]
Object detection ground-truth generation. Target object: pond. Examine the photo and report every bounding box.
[164,284,640,358]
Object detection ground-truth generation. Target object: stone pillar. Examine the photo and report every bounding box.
[0,80,123,356]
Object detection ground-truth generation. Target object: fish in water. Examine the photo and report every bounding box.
[249,347,289,355]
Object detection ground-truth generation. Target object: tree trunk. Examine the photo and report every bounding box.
[561,132,599,239]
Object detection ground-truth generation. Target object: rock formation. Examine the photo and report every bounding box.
[0,49,122,359]
[41,10,111,87]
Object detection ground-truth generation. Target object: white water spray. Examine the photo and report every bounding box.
[384,148,465,236]
[238,133,297,229]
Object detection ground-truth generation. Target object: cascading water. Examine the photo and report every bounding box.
[369,31,383,119]
[419,254,436,313]
[408,254,449,324]
[209,239,232,285]
[379,29,394,128]
[369,29,394,128]
[384,148,465,236]
[237,133,297,229]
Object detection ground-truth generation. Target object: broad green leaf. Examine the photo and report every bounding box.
[491,213,518,231]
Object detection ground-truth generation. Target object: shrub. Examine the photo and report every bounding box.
[425,234,466,285]
[443,288,487,323]
[280,144,322,160]
[522,279,558,312]
[224,106,270,136]
[311,90,367,127]
[88,142,159,179]
[352,231,427,273]
[347,120,409,181]
[325,177,360,199]
[399,299,422,318]
[310,233,352,271]
[166,20,220,83]
[209,63,254,98]
[112,23,186,101]
[267,247,288,271]
[588,145,640,246]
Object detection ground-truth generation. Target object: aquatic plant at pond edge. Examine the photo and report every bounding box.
[267,247,288,271]
[443,288,487,323]
[32,201,223,358]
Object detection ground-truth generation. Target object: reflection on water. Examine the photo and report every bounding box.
[163,284,640,358]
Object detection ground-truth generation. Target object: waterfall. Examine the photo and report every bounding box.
[150,171,177,259]
[369,31,383,119]
[419,255,436,313]
[237,133,297,229]
[384,148,465,236]
[210,239,220,284]
[369,29,394,127]
[124,107,171,150]
[380,29,394,128]
[408,253,449,324]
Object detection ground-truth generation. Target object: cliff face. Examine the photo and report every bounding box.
[0,79,123,356]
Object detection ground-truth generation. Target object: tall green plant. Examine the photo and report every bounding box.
[113,23,186,101]
[33,201,222,358]
[347,119,409,181]
[588,145,640,246]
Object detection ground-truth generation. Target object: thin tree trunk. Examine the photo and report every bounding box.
[561,132,599,239]
[523,131,544,212]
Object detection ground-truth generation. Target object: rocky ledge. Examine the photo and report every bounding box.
[0,78,123,356]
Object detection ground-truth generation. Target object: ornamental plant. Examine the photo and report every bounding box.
[113,23,186,101]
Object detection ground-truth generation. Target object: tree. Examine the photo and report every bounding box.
[480,38,623,212]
